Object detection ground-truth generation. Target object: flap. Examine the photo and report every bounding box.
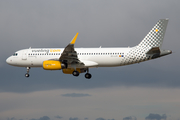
[80,60,98,67]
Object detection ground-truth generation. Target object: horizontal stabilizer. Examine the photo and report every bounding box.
[146,47,172,59]
[146,47,160,54]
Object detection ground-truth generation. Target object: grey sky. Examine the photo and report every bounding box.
[61,93,91,97]
[0,0,180,120]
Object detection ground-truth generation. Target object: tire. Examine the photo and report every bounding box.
[85,73,92,79]
[25,73,30,77]
[72,71,79,76]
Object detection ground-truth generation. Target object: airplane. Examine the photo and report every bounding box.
[6,19,172,79]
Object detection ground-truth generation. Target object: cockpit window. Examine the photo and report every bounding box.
[13,53,18,56]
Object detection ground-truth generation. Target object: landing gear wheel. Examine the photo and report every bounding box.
[85,73,92,79]
[72,71,79,77]
[25,73,30,77]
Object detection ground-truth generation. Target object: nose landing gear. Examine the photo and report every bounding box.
[25,67,30,77]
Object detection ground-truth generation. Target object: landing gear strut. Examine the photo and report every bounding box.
[25,67,30,77]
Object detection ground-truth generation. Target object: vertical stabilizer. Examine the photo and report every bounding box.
[122,19,170,66]
[138,19,168,48]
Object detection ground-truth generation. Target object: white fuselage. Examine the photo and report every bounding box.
[6,47,132,68]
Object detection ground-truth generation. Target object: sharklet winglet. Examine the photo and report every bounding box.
[70,33,79,44]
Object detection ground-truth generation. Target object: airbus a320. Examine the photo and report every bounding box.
[6,19,172,79]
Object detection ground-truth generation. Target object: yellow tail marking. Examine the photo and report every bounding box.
[70,33,79,44]
[155,29,158,32]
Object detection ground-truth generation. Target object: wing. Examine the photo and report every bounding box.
[59,33,82,64]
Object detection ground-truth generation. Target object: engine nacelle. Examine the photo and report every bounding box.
[63,68,86,74]
[43,60,66,70]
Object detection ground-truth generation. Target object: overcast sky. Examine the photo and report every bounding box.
[0,0,180,120]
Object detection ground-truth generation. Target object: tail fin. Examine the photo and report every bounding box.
[138,19,168,48]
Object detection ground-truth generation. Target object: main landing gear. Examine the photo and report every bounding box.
[85,68,91,79]
[25,67,30,77]
[72,71,79,76]
[85,73,91,79]
[72,69,92,79]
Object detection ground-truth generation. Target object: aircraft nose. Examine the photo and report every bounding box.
[6,57,12,65]
[170,50,172,54]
